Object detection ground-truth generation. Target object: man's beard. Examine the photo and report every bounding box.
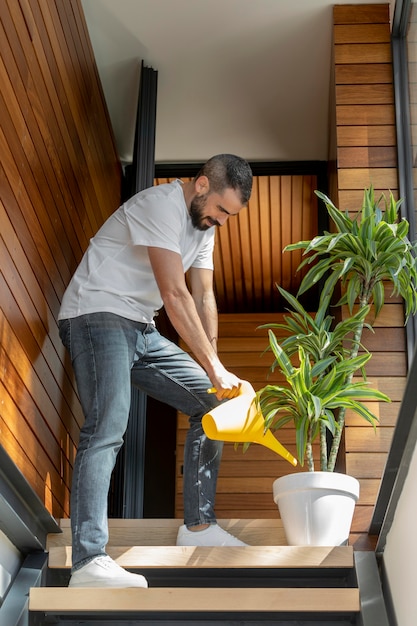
[189,194,219,231]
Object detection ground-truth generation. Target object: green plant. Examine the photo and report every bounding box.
[257,187,417,472]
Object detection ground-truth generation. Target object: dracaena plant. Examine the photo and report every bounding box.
[257,187,417,472]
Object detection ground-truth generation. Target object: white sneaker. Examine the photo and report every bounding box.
[176,524,248,546]
[68,555,148,588]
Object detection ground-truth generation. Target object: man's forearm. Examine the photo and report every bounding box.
[163,289,221,376]
[147,248,240,397]
[163,288,242,399]
[193,290,218,353]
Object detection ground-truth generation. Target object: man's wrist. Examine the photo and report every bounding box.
[209,336,218,354]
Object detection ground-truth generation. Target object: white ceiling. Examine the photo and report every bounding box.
[81,0,396,165]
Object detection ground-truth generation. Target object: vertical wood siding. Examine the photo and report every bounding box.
[0,0,121,518]
[334,3,397,209]
[156,175,319,314]
[176,313,318,521]
[176,311,406,545]
[332,3,405,547]
[405,7,417,233]
[214,175,319,313]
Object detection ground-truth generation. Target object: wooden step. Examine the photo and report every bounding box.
[47,518,288,549]
[48,544,354,570]
[29,586,360,615]
[33,517,389,626]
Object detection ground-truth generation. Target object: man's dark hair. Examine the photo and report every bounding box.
[194,154,253,205]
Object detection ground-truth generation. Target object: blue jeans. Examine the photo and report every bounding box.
[59,312,222,569]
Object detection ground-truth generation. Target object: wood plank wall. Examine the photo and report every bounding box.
[176,314,318,524]
[334,3,397,210]
[405,6,417,232]
[0,0,121,518]
[332,3,406,547]
[176,309,403,549]
[156,175,319,314]
[213,175,319,313]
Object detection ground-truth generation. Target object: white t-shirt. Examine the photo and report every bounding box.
[58,180,215,323]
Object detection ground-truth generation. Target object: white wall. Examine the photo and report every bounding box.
[80,0,396,165]
[81,0,396,165]
[0,529,21,605]
[81,0,332,164]
[383,443,417,626]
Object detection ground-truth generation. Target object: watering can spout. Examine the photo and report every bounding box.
[202,383,297,466]
[254,428,297,467]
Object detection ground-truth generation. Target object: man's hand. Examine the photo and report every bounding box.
[208,367,244,400]
[208,377,254,401]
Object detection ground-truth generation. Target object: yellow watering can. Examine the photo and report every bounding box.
[202,382,297,466]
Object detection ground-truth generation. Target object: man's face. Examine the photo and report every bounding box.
[190,187,245,231]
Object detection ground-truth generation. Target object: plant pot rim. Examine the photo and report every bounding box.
[273,471,360,501]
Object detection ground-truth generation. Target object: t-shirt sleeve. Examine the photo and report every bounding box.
[123,183,215,271]
[125,192,183,254]
[191,231,215,270]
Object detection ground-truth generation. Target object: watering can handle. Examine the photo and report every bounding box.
[207,382,253,395]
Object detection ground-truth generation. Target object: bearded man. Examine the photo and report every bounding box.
[58,154,253,588]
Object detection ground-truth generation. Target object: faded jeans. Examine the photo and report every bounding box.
[59,312,222,569]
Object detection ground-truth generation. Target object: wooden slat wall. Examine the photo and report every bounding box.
[215,174,318,313]
[333,3,397,209]
[0,0,121,518]
[156,175,319,313]
[405,7,417,233]
[176,314,316,523]
[176,310,405,548]
[332,3,405,546]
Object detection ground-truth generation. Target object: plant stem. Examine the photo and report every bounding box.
[306,422,315,472]
[320,422,328,471]
[327,294,368,471]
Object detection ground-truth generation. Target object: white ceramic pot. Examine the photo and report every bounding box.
[272,471,360,546]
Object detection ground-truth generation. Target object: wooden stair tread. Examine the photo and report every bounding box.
[29,587,360,614]
[56,518,283,528]
[48,545,354,569]
[48,518,287,548]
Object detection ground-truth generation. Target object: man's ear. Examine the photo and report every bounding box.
[195,175,209,195]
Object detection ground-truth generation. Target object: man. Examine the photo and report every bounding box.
[58,154,253,588]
